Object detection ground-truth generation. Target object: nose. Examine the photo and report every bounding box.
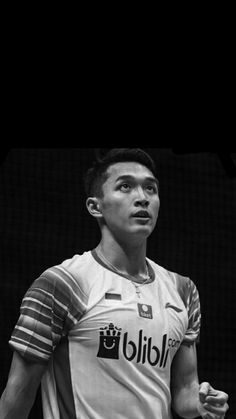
[134,187,149,207]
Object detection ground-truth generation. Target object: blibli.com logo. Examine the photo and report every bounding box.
[97,323,180,368]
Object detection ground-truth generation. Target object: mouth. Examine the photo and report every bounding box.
[132,210,150,219]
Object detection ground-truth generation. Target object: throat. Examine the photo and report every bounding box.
[95,246,151,283]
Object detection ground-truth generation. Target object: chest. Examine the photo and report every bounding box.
[69,274,188,365]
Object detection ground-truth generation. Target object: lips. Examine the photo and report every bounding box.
[132,210,150,218]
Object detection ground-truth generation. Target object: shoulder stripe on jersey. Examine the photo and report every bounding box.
[27,286,79,325]
[10,261,88,363]
[12,326,53,352]
[188,307,199,322]
[45,269,87,312]
[23,296,52,313]
[174,274,201,344]
[22,302,61,323]
[55,265,88,299]
[15,325,52,346]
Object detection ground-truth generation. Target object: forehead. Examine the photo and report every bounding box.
[105,161,155,183]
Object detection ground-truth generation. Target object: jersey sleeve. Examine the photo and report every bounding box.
[176,275,201,345]
[9,265,87,363]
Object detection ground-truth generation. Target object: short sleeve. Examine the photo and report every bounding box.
[9,265,87,363]
[176,275,201,345]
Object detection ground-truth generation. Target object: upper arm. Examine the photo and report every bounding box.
[171,342,199,395]
[5,350,46,397]
[0,351,47,417]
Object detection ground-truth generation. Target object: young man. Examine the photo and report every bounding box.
[0,149,229,418]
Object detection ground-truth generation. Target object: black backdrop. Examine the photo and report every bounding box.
[0,149,235,418]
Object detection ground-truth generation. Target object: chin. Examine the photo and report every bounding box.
[130,226,153,238]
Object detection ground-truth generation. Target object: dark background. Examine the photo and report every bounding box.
[0,148,235,418]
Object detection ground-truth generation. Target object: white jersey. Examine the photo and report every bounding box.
[9,250,201,419]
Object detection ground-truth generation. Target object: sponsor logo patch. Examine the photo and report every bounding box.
[137,303,153,319]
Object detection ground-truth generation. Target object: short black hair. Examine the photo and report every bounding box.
[84,148,158,197]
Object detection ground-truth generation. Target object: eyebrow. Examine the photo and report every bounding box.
[115,174,159,186]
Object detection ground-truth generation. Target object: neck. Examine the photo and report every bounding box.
[96,235,147,277]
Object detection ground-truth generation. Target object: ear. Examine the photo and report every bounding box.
[86,197,102,218]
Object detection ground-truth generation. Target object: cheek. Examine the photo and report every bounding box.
[102,200,127,220]
[151,200,160,224]
[102,194,128,210]
[153,198,160,213]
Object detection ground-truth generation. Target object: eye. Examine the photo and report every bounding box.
[120,183,131,192]
[145,184,157,193]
